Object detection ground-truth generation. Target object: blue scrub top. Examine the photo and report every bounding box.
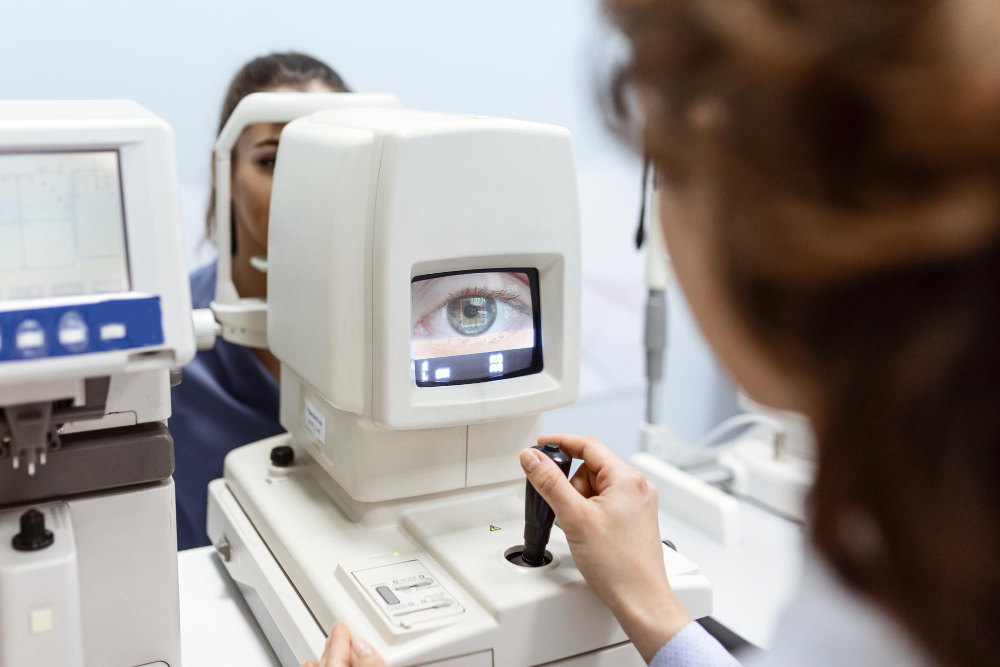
[168,262,284,550]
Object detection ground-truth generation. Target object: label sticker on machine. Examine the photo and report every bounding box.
[303,397,326,443]
[352,560,464,629]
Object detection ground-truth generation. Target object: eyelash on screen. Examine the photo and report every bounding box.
[415,285,531,330]
[441,285,530,315]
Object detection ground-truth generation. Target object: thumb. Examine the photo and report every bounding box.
[352,637,385,667]
[519,448,586,522]
[320,622,352,667]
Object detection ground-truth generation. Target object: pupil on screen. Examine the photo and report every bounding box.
[447,296,497,336]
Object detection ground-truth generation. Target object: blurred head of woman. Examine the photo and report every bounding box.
[604,1,1000,664]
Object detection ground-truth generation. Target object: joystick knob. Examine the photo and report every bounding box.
[12,508,54,552]
[517,443,572,567]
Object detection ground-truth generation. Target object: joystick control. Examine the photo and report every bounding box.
[507,443,572,567]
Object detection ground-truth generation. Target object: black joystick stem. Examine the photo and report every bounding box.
[521,443,572,566]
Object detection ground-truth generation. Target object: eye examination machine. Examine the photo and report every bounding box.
[205,99,714,665]
[0,101,194,665]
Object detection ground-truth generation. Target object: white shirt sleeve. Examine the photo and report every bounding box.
[648,622,742,667]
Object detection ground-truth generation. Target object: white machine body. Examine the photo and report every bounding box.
[0,101,194,441]
[268,107,582,501]
[208,104,713,666]
[0,481,180,667]
[210,445,711,667]
[0,100,192,666]
[0,100,193,377]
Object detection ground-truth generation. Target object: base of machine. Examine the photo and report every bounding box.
[0,479,181,667]
[207,435,714,667]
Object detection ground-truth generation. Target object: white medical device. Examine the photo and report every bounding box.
[0,100,194,666]
[207,92,399,349]
[207,101,713,666]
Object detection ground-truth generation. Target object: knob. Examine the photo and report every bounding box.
[191,308,221,351]
[520,443,572,566]
[270,445,294,467]
[12,508,54,552]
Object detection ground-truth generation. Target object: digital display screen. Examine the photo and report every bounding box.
[0,151,130,302]
[411,269,543,386]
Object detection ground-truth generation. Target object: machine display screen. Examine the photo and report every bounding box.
[411,268,543,386]
[0,151,130,301]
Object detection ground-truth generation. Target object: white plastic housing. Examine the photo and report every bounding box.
[269,108,581,425]
[0,481,180,667]
[211,438,711,666]
[0,503,84,666]
[0,101,194,388]
[210,92,400,348]
[266,108,582,501]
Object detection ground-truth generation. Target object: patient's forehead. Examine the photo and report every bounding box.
[237,122,285,149]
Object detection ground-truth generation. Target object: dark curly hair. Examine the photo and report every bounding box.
[603,1,1000,664]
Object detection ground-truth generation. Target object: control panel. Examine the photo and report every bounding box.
[0,297,163,363]
[351,560,464,630]
[0,104,197,378]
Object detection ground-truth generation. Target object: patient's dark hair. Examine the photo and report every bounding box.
[604,1,1000,665]
[205,52,349,243]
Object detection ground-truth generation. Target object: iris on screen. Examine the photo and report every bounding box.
[411,270,539,386]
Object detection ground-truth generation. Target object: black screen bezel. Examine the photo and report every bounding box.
[411,267,544,387]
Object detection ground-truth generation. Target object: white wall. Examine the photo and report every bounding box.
[1,0,737,442]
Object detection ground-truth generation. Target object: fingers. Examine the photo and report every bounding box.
[303,662,319,667]
[319,622,353,667]
[538,433,620,476]
[353,636,387,667]
[570,464,596,498]
[520,447,588,522]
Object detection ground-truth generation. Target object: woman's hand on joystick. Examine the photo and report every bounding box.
[519,433,691,662]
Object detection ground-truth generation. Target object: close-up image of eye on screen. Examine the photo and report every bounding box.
[411,269,542,386]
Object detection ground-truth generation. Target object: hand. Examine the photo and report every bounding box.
[303,622,386,667]
[519,434,691,662]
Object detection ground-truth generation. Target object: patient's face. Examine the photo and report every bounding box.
[231,120,284,255]
[229,81,338,294]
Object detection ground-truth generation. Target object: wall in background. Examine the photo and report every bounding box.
[1,0,737,443]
